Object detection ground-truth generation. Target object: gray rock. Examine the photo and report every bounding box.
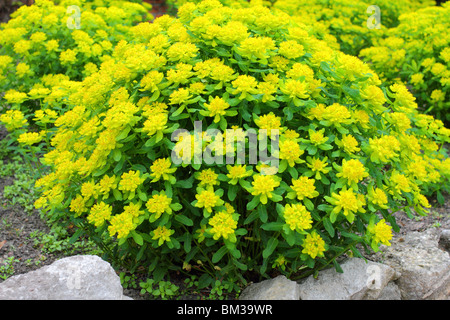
[439,229,450,253]
[378,228,450,300]
[377,282,402,300]
[239,275,300,300]
[297,258,396,300]
[0,255,126,300]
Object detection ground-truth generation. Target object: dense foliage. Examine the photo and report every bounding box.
[0,0,150,119]
[360,3,450,124]
[0,0,449,289]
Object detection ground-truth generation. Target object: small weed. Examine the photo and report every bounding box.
[0,157,40,215]
[29,228,101,256]
[0,256,19,280]
[140,279,180,300]
[0,217,12,231]
[120,272,138,290]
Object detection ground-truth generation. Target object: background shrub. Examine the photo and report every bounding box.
[360,3,450,124]
[0,0,151,119]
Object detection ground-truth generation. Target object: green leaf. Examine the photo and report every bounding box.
[340,230,361,241]
[198,273,213,289]
[246,196,260,210]
[149,89,160,102]
[304,198,314,211]
[243,209,259,225]
[116,126,131,141]
[113,189,122,201]
[228,97,241,107]
[323,217,335,237]
[136,243,147,262]
[92,164,110,177]
[307,145,317,155]
[153,266,166,283]
[261,222,284,231]
[113,157,125,174]
[350,245,365,259]
[257,204,268,223]
[228,184,238,201]
[437,191,445,205]
[333,260,343,273]
[278,159,288,173]
[284,228,296,246]
[137,189,148,201]
[170,105,186,118]
[219,117,227,131]
[288,166,299,179]
[335,178,346,189]
[185,247,199,263]
[175,176,194,189]
[228,246,241,259]
[262,238,278,259]
[175,214,193,226]
[212,246,228,264]
[183,233,192,253]
[232,258,247,271]
[330,210,338,223]
[271,193,283,202]
[331,150,341,158]
[260,259,268,275]
[69,228,83,244]
[318,144,333,151]
[131,231,144,246]
[283,106,293,121]
[321,175,330,185]
[170,203,183,211]
[318,204,333,212]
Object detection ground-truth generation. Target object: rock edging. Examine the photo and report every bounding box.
[0,228,448,300]
[239,228,450,300]
[0,255,130,300]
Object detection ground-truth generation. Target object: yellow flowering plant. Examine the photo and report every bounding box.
[360,3,450,124]
[0,0,151,171]
[270,0,435,56]
[0,0,151,136]
[3,0,449,288]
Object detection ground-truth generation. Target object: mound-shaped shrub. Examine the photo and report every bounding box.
[11,0,450,286]
[360,3,450,124]
[0,0,150,118]
[270,0,436,56]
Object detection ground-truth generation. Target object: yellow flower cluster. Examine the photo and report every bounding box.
[282,203,312,232]
[208,209,238,241]
[0,109,27,131]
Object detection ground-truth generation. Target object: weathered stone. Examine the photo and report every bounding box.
[0,255,127,300]
[439,229,450,253]
[377,228,450,300]
[377,282,402,300]
[239,275,300,300]
[297,258,396,300]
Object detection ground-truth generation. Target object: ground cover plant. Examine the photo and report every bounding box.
[0,0,449,296]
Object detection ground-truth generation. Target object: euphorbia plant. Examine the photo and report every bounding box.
[6,0,449,288]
